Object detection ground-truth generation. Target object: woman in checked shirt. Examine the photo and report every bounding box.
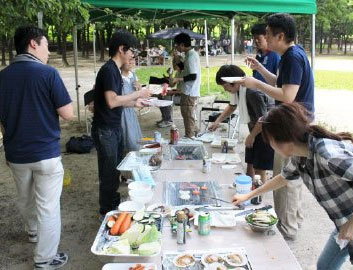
[232,102,353,269]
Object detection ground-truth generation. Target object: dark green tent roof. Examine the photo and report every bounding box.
[85,0,317,22]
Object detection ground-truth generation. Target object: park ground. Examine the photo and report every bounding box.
[0,53,353,269]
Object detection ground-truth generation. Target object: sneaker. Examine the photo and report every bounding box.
[157,121,173,128]
[34,252,68,269]
[28,233,37,243]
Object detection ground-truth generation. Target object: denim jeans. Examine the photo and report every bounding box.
[317,229,349,270]
[92,125,123,215]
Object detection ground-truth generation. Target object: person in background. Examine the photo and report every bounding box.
[171,33,201,139]
[232,102,353,270]
[244,23,281,183]
[240,13,315,240]
[91,30,151,220]
[0,26,74,269]
[121,57,142,152]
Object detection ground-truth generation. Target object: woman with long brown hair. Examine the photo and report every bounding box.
[232,102,353,269]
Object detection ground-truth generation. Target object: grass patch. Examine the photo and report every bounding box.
[135,65,353,97]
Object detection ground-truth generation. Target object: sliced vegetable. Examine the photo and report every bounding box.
[138,241,161,256]
[110,212,128,235]
[105,239,130,255]
[118,213,132,235]
[106,216,116,228]
[133,211,145,221]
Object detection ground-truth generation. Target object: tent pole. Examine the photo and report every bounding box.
[204,20,209,95]
[73,25,80,122]
[231,16,235,64]
[311,14,315,71]
[93,23,97,77]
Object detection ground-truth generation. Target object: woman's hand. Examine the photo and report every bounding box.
[232,193,251,206]
[239,77,260,90]
[338,217,353,240]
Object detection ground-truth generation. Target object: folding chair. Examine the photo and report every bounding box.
[137,51,150,66]
[199,100,239,138]
[84,89,95,135]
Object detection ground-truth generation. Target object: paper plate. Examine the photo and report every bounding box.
[221,77,243,83]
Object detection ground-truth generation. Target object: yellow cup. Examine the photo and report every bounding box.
[63,169,72,186]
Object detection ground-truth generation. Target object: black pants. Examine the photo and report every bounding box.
[91,125,123,215]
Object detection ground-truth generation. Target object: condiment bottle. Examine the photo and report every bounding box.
[221,141,228,153]
[176,211,187,244]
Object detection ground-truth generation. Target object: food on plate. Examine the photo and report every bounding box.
[144,143,160,148]
[192,189,200,195]
[121,223,161,249]
[203,254,223,264]
[205,262,227,270]
[105,239,131,255]
[118,213,132,235]
[226,253,244,265]
[245,210,278,227]
[133,211,145,221]
[174,254,195,267]
[106,216,116,228]
[149,153,162,167]
[179,193,191,200]
[129,264,155,270]
[110,212,128,235]
[137,241,161,256]
[201,185,208,190]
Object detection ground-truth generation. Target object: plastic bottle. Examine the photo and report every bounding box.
[235,175,252,206]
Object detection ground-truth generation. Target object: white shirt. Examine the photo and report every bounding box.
[179,49,201,97]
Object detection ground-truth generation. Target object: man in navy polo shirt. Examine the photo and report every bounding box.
[91,30,151,218]
[240,13,314,240]
[0,26,74,269]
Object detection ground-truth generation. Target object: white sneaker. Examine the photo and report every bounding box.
[34,252,68,269]
[28,233,37,243]
[157,121,173,128]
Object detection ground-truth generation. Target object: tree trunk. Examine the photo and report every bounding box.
[61,32,69,67]
[106,22,113,44]
[8,39,14,63]
[99,29,105,61]
[344,35,348,55]
[85,25,90,59]
[81,25,85,57]
[57,32,62,55]
[1,35,7,66]
[319,24,323,54]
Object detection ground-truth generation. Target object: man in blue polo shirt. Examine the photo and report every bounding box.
[240,13,314,240]
[0,26,74,269]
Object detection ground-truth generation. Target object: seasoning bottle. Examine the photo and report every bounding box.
[250,174,263,205]
[221,141,228,153]
[170,125,179,145]
[176,211,187,244]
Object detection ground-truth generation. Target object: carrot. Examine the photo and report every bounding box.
[110,212,128,235]
[118,213,132,235]
[106,216,116,228]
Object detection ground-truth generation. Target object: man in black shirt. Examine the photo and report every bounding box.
[92,30,151,218]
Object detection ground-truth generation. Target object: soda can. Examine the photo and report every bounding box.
[198,212,211,235]
[154,131,162,143]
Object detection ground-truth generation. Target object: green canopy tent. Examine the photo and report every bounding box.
[68,0,316,121]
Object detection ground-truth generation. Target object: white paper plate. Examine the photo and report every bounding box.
[143,99,173,107]
[118,201,145,212]
[224,252,247,267]
[221,77,243,83]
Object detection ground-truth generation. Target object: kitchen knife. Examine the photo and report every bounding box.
[234,205,273,217]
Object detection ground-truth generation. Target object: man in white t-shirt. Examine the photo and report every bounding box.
[171,33,201,138]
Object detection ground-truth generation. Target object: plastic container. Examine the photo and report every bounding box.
[129,189,154,204]
[234,175,252,206]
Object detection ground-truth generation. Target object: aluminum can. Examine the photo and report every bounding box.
[170,125,179,145]
[198,212,211,235]
[154,131,162,143]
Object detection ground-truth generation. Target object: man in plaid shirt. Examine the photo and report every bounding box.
[232,103,353,269]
